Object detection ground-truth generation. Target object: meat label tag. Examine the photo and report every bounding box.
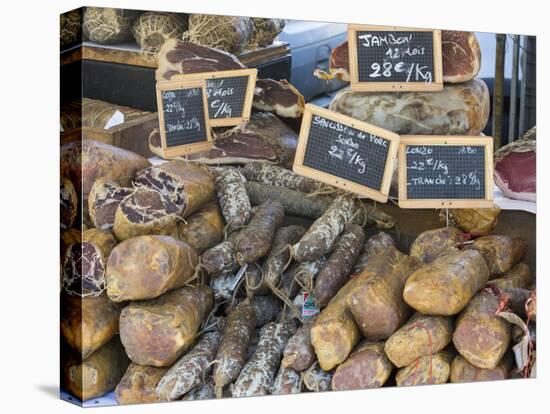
[398,136,494,208]
[302,292,319,319]
[293,104,399,202]
[156,78,213,158]
[348,25,443,92]
[174,69,257,127]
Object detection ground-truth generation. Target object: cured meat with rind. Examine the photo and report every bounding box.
[150,112,298,167]
[184,15,254,54]
[332,342,393,390]
[453,291,512,369]
[60,177,78,229]
[115,364,169,404]
[60,140,150,201]
[329,79,490,136]
[112,188,180,241]
[253,79,305,119]
[156,39,245,81]
[212,112,298,168]
[441,31,481,83]
[62,228,116,297]
[134,160,214,218]
[403,250,489,315]
[119,286,213,367]
[88,179,132,230]
[249,18,285,48]
[61,336,130,401]
[106,235,199,302]
[175,202,224,253]
[494,137,536,202]
[61,293,121,359]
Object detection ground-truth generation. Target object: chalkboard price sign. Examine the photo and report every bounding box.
[293,104,400,202]
[348,25,443,92]
[174,69,257,127]
[398,136,494,208]
[156,79,212,158]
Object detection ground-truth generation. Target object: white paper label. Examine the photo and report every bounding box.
[301,291,319,319]
[104,110,125,130]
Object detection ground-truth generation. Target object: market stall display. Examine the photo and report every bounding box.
[59,139,536,402]
[60,6,536,408]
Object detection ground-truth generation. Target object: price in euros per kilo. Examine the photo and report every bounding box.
[369,61,433,82]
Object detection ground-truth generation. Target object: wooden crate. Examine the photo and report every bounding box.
[61,112,158,158]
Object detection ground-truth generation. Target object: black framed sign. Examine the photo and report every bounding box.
[156,78,213,158]
[174,69,257,127]
[398,136,494,208]
[293,104,400,202]
[348,24,443,92]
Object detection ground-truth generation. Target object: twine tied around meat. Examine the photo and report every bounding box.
[183,14,253,54]
[60,10,82,47]
[83,7,137,44]
[305,185,340,198]
[523,290,536,378]
[407,321,434,385]
[488,286,536,378]
[245,262,265,294]
[263,244,303,321]
[132,12,187,53]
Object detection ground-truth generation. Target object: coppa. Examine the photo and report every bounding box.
[359,33,413,47]
[163,89,200,99]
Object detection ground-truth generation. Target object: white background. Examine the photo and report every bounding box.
[0,0,546,412]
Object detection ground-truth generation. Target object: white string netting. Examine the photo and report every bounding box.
[248,18,285,48]
[83,7,138,44]
[183,14,253,53]
[132,12,188,54]
[60,10,81,47]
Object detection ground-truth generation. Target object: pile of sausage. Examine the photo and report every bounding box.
[60,140,536,404]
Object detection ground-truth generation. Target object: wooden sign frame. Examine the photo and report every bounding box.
[156,78,213,158]
[293,104,400,203]
[398,136,494,209]
[348,24,443,92]
[171,69,257,127]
